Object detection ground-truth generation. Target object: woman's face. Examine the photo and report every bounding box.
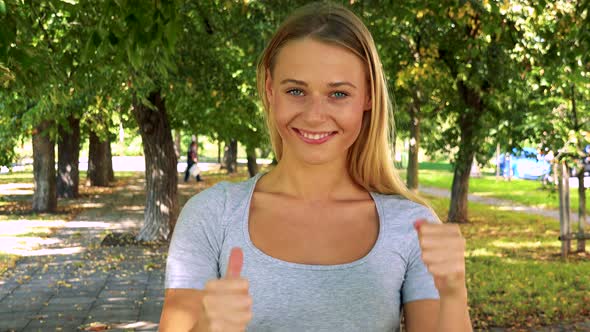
[266,37,371,166]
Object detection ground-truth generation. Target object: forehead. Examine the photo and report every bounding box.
[272,38,367,83]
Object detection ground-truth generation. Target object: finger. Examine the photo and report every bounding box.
[419,223,462,237]
[419,236,466,251]
[205,278,249,293]
[424,261,465,278]
[202,293,253,313]
[208,320,249,332]
[421,250,465,266]
[226,247,244,279]
[413,219,427,232]
[223,307,254,326]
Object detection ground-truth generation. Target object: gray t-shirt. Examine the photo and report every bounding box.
[165,172,439,332]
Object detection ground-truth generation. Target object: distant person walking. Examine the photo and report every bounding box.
[184,141,203,182]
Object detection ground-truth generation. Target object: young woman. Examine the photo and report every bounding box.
[160,3,472,331]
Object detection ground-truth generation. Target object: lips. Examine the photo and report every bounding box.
[293,128,337,144]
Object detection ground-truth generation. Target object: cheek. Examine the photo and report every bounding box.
[343,99,368,128]
[270,98,294,136]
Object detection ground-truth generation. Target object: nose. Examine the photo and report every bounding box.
[303,95,327,125]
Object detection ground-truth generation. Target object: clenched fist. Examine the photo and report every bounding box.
[198,247,253,332]
[414,220,467,298]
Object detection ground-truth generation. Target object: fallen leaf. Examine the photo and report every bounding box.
[80,322,110,331]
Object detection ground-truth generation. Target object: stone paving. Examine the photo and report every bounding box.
[0,178,166,332]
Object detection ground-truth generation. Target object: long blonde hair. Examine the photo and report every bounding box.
[256,2,435,213]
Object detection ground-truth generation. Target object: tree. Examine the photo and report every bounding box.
[0,0,99,208]
[32,120,57,212]
[57,114,81,198]
[0,1,77,211]
[404,1,535,222]
[369,2,453,191]
[525,0,590,251]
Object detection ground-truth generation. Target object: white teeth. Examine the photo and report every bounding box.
[299,130,331,140]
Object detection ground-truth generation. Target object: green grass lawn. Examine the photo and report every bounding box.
[398,164,590,215]
[426,195,590,329]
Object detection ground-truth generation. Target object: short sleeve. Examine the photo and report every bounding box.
[165,182,227,290]
[401,206,440,304]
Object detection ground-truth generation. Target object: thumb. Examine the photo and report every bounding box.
[414,219,427,233]
[225,247,244,279]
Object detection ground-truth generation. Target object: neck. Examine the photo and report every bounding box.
[262,153,363,202]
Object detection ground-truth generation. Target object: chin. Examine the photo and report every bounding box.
[295,151,343,166]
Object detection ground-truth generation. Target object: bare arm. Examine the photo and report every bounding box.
[159,288,204,332]
[409,221,472,332]
[404,296,472,332]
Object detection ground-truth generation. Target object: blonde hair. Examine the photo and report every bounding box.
[256,2,436,215]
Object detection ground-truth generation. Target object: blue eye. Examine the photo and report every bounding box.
[332,91,348,98]
[287,89,304,96]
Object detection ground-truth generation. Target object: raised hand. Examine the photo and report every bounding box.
[414,220,467,298]
[198,247,253,332]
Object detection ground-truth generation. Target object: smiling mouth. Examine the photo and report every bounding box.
[293,128,337,141]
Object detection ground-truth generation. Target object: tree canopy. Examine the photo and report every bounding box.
[1,0,588,234]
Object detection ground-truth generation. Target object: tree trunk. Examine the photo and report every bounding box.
[224,139,238,173]
[448,81,481,223]
[88,130,110,187]
[32,121,57,212]
[559,161,571,257]
[246,145,258,177]
[495,143,500,180]
[406,93,421,191]
[577,169,586,252]
[57,115,80,199]
[174,130,181,159]
[505,154,512,181]
[448,148,475,223]
[107,138,115,182]
[132,90,179,242]
[218,139,222,164]
[571,85,586,252]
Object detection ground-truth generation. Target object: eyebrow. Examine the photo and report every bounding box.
[279,78,357,89]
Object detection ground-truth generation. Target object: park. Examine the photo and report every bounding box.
[0,0,589,331]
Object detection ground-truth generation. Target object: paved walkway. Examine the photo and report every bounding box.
[0,178,166,331]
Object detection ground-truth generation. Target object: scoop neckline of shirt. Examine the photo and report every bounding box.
[240,172,385,270]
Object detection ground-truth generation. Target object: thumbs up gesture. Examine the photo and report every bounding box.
[414,220,467,298]
[198,247,253,332]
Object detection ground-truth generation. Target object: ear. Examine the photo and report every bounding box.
[363,92,372,112]
[265,69,274,102]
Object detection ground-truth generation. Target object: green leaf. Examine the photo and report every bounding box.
[91,31,102,47]
[107,31,119,45]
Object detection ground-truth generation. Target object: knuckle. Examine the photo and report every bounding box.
[240,311,253,325]
[202,294,211,308]
[202,295,217,313]
[205,279,218,290]
[242,296,253,310]
[239,279,250,289]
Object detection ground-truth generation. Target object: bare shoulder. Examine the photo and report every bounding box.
[160,288,205,332]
